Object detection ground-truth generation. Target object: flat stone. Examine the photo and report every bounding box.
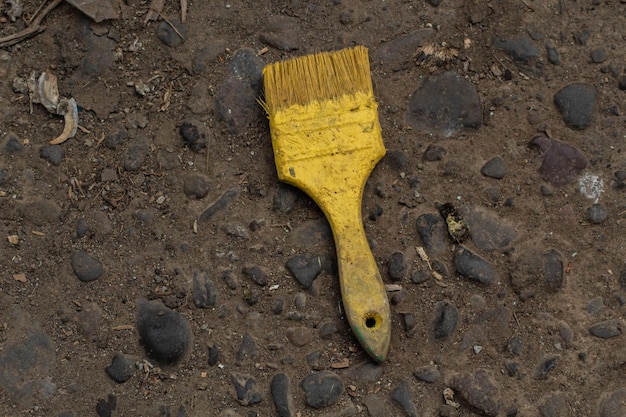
[198,186,241,221]
[105,353,136,383]
[372,28,434,70]
[286,254,332,289]
[259,16,300,51]
[413,364,441,383]
[192,271,218,309]
[462,206,518,251]
[39,145,64,166]
[546,43,560,65]
[318,319,339,339]
[481,156,507,179]
[494,36,539,62]
[534,354,558,379]
[406,72,482,137]
[589,319,624,338]
[156,19,186,47]
[349,362,383,383]
[590,48,607,63]
[544,248,564,291]
[76,302,103,338]
[183,173,211,199]
[432,300,459,340]
[416,212,448,255]
[388,252,406,281]
[300,370,344,409]
[71,250,105,282]
[362,394,385,417]
[286,326,312,347]
[540,393,569,417]
[235,333,258,365]
[221,221,249,239]
[554,83,597,130]
[273,184,300,213]
[290,218,333,247]
[136,299,191,364]
[448,369,501,417]
[207,344,219,366]
[529,135,587,186]
[271,373,295,417]
[124,136,149,171]
[179,120,207,153]
[390,380,418,417]
[231,372,262,406]
[587,203,608,224]
[599,388,626,417]
[17,200,61,226]
[242,265,268,286]
[454,246,497,285]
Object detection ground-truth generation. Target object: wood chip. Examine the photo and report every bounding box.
[7,235,19,245]
[385,284,403,292]
[13,273,27,282]
[415,246,432,270]
[180,0,187,23]
[112,324,134,331]
[330,358,350,369]
[31,230,45,236]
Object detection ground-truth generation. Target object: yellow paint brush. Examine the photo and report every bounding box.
[262,46,390,362]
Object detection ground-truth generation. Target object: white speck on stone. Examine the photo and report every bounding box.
[578,173,603,203]
[156,195,165,204]
[473,345,483,354]
[269,284,279,290]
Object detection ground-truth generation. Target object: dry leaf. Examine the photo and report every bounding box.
[13,273,27,282]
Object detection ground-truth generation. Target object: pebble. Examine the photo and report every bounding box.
[285,254,331,289]
[504,359,520,377]
[39,145,64,166]
[318,319,339,339]
[432,300,459,340]
[235,333,258,365]
[71,250,105,282]
[77,302,103,338]
[480,156,507,179]
[294,292,307,310]
[384,149,408,171]
[216,49,264,134]
[96,394,116,417]
[105,353,135,383]
[231,372,262,406]
[124,136,149,171]
[273,298,284,315]
[243,265,268,286]
[507,335,523,356]
[179,120,207,152]
[423,144,447,161]
[494,36,539,62]
[388,252,406,281]
[391,289,408,305]
[390,380,418,417]
[104,129,127,149]
[362,394,385,417]
[587,203,608,224]
[372,28,434,69]
[156,19,186,47]
[454,246,497,285]
[463,206,518,251]
[221,222,249,239]
[619,76,626,91]
[544,248,564,291]
[198,186,241,221]
[136,298,191,364]
[17,200,61,226]
[286,326,312,347]
[413,364,441,383]
[411,269,430,284]
[589,319,624,338]
[349,362,383,383]
[192,271,218,309]
[553,83,597,130]
[271,373,295,417]
[2,131,23,152]
[558,320,574,345]
[540,393,569,417]
[300,370,344,409]
[599,388,626,417]
[259,16,300,51]
[207,344,219,366]
[183,173,211,199]
[406,72,482,137]
[546,42,560,65]
[534,354,558,379]
[192,40,227,74]
[133,207,157,225]
[448,369,502,417]
[273,184,299,213]
[416,212,448,255]
[586,296,604,314]
[590,48,607,63]
[529,135,587,186]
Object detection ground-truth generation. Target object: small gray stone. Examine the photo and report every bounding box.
[301,370,344,409]
[481,156,507,179]
[71,250,105,282]
[183,174,211,199]
[423,144,447,161]
[388,252,406,281]
[156,19,186,47]
[179,120,207,152]
[318,319,339,339]
[554,83,597,130]
[589,319,624,338]
[271,373,294,417]
[413,364,441,383]
[546,43,560,65]
[207,344,219,366]
[17,200,61,226]
[590,48,607,63]
[390,380,418,417]
[449,369,501,417]
[273,184,299,213]
[104,130,127,150]
[540,393,569,417]
[411,270,430,284]
[586,296,604,314]
[96,394,116,417]
[507,335,523,356]
[235,333,258,365]
[2,132,23,153]
[463,206,518,251]
[454,246,497,285]
[529,135,588,186]
[587,203,608,224]
[286,326,312,347]
[432,300,459,340]
[198,187,240,221]
[544,248,564,291]
[136,299,191,364]
[494,36,539,62]
[286,254,331,289]
[192,271,218,309]
[349,362,383,383]
[242,265,268,286]
[534,354,558,379]
[416,212,448,255]
[124,136,148,171]
[105,353,135,383]
[39,145,64,165]
[504,359,520,377]
[231,372,262,406]
[221,222,249,239]
[77,302,103,338]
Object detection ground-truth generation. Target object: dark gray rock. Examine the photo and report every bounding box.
[388,252,406,281]
[544,248,564,291]
[179,120,207,152]
[540,393,569,417]
[384,149,408,171]
[406,72,482,137]
[286,254,332,289]
[411,269,430,284]
[124,136,149,171]
[510,249,542,299]
[546,42,560,65]
[481,156,507,179]
[231,372,262,406]
[290,218,333,247]
[105,353,135,383]
[587,203,608,224]
[363,394,385,417]
[349,362,383,383]
[183,174,211,199]
[0,168,8,184]
[494,36,539,62]
[2,132,23,153]
[589,319,624,338]
[259,16,300,51]
[271,373,294,417]
[416,212,448,255]
[619,76,626,91]
[372,28,434,69]
[423,143,447,161]
[221,221,249,239]
[96,394,116,417]
[529,135,587,186]
[198,186,240,221]
[448,369,501,417]
[235,333,258,365]
[504,359,520,377]
[300,370,344,409]
[507,335,523,356]
[156,19,186,47]
[454,246,497,285]
[319,320,339,339]
[586,296,604,314]
[590,48,607,63]
[273,184,300,213]
[104,130,128,150]
[599,388,626,417]
[390,380,418,417]
[432,300,459,340]
[534,354,558,379]
[402,313,416,333]
[286,326,312,347]
[207,344,219,366]
[192,271,218,308]
[413,364,441,383]
[136,299,191,364]
[39,145,64,166]
[554,83,597,130]
[463,206,518,251]
[294,292,307,310]
[243,265,268,286]
[71,250,105,282]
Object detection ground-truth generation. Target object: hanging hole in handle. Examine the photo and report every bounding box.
[364,311,382,331]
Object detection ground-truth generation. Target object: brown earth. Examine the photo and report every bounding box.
[1,1,625,416]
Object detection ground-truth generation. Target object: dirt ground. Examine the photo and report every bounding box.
[1,0,625,416]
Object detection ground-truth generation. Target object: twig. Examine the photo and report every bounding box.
[159,12,185,41]
[0,0,62,48]
[180,0,187,23]
[29,0,49,25]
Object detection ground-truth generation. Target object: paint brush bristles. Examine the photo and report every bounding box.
[263,46,374,113]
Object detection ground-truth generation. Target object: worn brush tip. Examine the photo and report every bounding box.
[262,45,374,113]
